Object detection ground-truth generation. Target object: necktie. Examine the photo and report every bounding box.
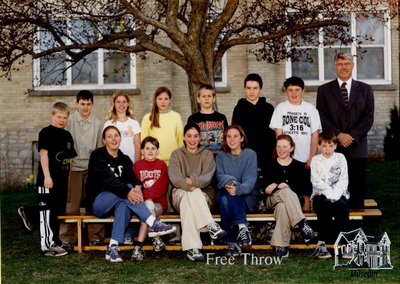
[340,82,349,107]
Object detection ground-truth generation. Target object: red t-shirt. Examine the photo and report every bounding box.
[133,159,169,211]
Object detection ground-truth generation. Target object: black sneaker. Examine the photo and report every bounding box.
[131,245,145,261]
[237,226,252,246]
[61,242,74,253]
[275,246,289,258]
[186,249,205,261]
[43,244,68,257]
[18,206,33,231]
[148,219,177,237]
[226,242,242,257]
[311,242,332,259]
[207,222,226,240]
[299,222,315,244]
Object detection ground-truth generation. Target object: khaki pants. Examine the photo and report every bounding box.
[59,171,105,243]
[172,188,214,251]
[266,188,304,247]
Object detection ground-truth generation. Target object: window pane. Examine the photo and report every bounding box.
[214,62,222,82]
[40,53,67,85]
[291,49,318,80]
[356,14,384,45]
[357,48,384,79]
[104,52,130,84]
[71,19,95,44]
[72,53,98,84]
[324,48,351,80]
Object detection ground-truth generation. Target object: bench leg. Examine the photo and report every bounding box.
[77,219,82,253]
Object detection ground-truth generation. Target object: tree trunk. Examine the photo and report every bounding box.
[186,73,215,114]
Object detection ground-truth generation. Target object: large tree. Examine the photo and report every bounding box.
[0,0,397,112]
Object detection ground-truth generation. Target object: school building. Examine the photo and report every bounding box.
[0,14,398,189]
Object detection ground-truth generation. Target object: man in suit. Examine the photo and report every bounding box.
[316,52,374,208]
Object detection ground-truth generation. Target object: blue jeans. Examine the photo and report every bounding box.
[92,191,152,244]
[218,192,247,243]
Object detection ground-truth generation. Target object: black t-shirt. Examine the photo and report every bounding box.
[36,125,77,187]
[187,111,228,152]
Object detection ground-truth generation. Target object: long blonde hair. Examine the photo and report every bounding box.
[106,90,134,122]
[149,87,172,128]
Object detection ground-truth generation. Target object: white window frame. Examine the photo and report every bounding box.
[285,11,392,86]
[215,53,228,87]
[33,19,136,91]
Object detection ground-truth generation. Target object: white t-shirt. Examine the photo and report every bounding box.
[270,100,321,162]
[104,118,141,163]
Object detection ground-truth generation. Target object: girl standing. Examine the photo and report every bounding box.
[104,90,141,163]
[141,87,183,165]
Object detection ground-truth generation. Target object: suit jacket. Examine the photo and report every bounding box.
[316,79,374,158]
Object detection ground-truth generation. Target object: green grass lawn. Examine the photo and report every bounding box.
[1,161,399,283]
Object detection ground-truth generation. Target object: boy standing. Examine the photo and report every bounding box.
[59,90,104,249]
[187,84,228,153]
[131,136,169,260]
[21,102,77,256]
[232,74,276,181]
[310,132,350,259]
[269,76,321,210]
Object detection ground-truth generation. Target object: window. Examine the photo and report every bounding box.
[287,12,391,85]
[214,53,227,87]
[209,1,228,87]
[33,18,136,90]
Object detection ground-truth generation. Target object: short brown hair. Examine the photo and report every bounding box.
[141,136,160,149]
[319,132,337,145]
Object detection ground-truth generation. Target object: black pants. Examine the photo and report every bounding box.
[346,157,368,209]
[24,185,67,250]
[313,195,350,243]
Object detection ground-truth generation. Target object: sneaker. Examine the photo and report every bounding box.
[275,246,289,258]
[299,222,315,244]
[61,242,74,253]
[18,206,33,231]
[226,242,242,257]
[311,242,332,259]
[43,244,68,257]
[131,245,145,261]
[148,219,176,238]
[124,233,133,245]
[105,245,123,262]
[237,226,252,246]
[207,222,226,240]
[186,249,205,261]
[153,237,166,252]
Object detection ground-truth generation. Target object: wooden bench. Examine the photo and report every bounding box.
[59,199,381,253]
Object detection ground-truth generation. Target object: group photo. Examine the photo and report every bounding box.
[0,1,399,283]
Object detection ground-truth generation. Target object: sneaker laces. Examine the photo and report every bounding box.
[238,227,250,241]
